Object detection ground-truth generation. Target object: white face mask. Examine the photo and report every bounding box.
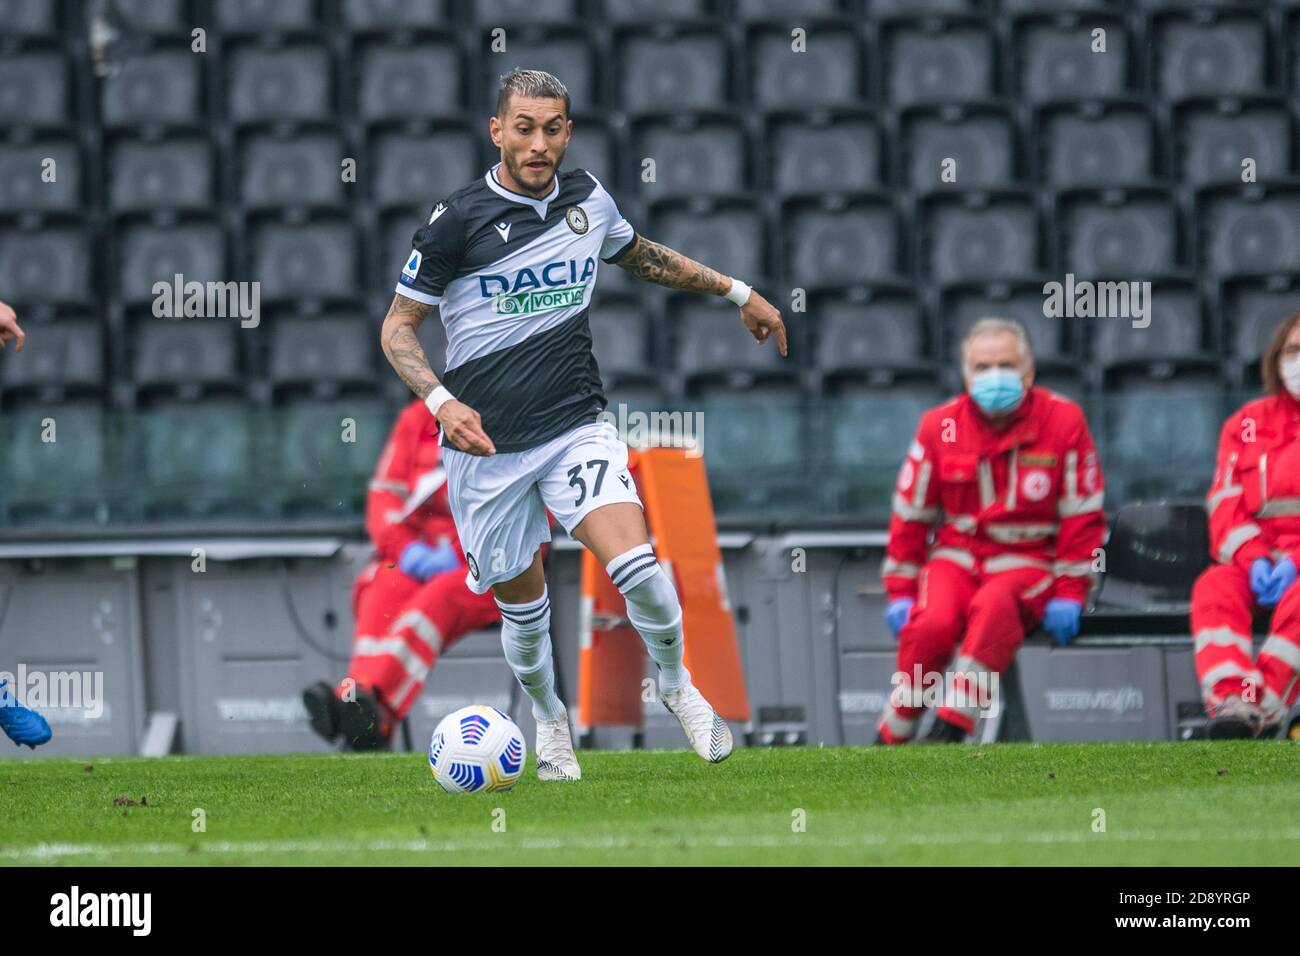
[1284,355,1300,398]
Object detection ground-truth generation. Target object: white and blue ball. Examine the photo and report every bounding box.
[428,704,526,794]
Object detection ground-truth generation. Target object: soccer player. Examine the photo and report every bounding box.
[303,399,501,750]
[877,319,1107,744]
[380,69,786,780]
[1192,311,1300,738]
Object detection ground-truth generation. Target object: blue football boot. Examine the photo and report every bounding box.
[0,678,52,749]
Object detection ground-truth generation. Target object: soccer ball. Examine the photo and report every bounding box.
[428,705,527,793]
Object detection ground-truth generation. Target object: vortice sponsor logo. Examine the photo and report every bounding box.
[480,257,596,315]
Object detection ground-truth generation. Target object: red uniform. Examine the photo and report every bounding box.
[344,400,500,720]
[878,387,1107,741]
[1191,390,1300,724]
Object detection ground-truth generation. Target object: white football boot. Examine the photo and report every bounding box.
[661,680,733,763]
[535,712,582,782]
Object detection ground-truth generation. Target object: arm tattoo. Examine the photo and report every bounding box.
[615,235,732,295]
[381,294,440,399]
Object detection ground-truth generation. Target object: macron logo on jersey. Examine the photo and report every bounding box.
[401,249,422,284]
[480,257,596,316]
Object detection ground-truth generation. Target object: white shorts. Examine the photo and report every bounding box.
[443,419,644,594]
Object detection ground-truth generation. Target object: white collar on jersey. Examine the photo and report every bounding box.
[485,162,560,219]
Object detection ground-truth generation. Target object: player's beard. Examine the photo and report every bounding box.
[505,149,562,196]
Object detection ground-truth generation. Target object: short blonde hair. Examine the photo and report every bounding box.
[961,317,1034,368]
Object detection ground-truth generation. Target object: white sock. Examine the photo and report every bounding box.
[496,587,566,723]
[606,544,690,693]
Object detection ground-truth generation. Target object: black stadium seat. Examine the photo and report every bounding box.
[250,219,359,305]
[633,118,747,200]
[485,31,597,115]
[1153,10,1268,101]
[101,50,200,128]
[1036,102,1156,189]
[112,0,190,34]
[0,0,60,37]
[371,129,479,209]
[270,317,376,396]
[357,41,462,123]
[749,25,862,111]
[0,226,92,307]
[215,0,319,33]
[783,197,902,287]
[944,283,1069,368]
[0,53,70,127]
[227,44,333,125]
[239,132,346,209]
[0,140,80,214]
[588,299,656,389]
[884,20,995,108]
[107,138,214,213]
[814,289,929,382]
[1088,281,1206,371]
[769,113,883,196]
[1175,99,1292,188]
[134,320,242,399]
[922,192,1039,285]
[900,105,1018,193]
[649,202,766,286]
[342,0,447,30]
[471,0,578,22]
[605,0,709,21]
[618,30,729,115]
[1013,15,1130,105]
[0,320,102,397]
[1198,187,1300,280]
[1057,189,1179,279]
[116,221,225,307]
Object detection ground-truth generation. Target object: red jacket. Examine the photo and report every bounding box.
[366,400,461,565]
[882,387,1107,604]
[1205,389,1300,571]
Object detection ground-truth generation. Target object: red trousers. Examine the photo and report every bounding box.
[344,561,501,719]
[1190,564,1300,723]
[878,558,1054,742]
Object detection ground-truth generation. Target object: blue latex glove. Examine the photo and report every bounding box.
[398,541,460,582]
[1259,557,1298,607]
[1250,557,1275,602]
[1042,598,1083,647]
[885,598,915,640]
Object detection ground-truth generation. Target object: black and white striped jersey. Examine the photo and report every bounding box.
[394,162,637,453]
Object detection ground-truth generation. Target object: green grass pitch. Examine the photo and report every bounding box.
[2,743,1298,866]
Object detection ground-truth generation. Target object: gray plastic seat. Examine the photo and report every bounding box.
[487,35,595,114]
[605,0,708,21]
[752,27,860,111]
[0,320,102,393]
[0,0,60,36]
[117,222,225,306]
[1059,193,1178,278]
[134,403,257,517]
[650,205,765,284]
[735,0,841,17]
[561,128,614,191]
[359,43,461,122]
[240,134,345,208]
[886,24,994,108]
[343,0,447,29]
[619,33,727,115]
[215,0,317,32]
[925,195,1038,284]
[588,301,652,385]
[0,53,68,126]
[1039,106,1154,188]
[277,399,390,514]
[108,138,213,211]
[1089,283,1204,369]
[471,0,577,21]
[113,0,189,33]
[1177,102,1291,188]
[816,293,926,376]
[252,221,358,303]
[373,130,478,207]
[101,50,200,127]
[676,299,791,387]
[1103,375,1222,501]
[634,121,746,200]
[1015,19,1129,104]
[946,288,1067,366]
[772,118,882,196]
[134,320,240,395]
[0,140,80,213]
[1155,13,1267,100]
[785,201,901,286]
[228,45,332,125]
[1200,189,1300,280]
[902,107,1016,193]
[1223,279,1300,364]
[0,228,91,306]
[271,317,375,391]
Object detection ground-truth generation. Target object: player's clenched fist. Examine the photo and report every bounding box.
[437,399,496,456]
[0,300,25,352]
[739,291,787,357]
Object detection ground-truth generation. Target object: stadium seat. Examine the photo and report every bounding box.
[1035,102,1156,189]
[342,0,447,30]
[1220,276,1300,373]
[883,20,995,108]
[813,288,930,385]
[1001,0,1110,10]
[782,196,902,286]
[0,0,59,37]
[275,399,390,515]
[693,387,807,515]
[1153,10,1268,101]
[675,297,798,395]
[1095,502,1211,611]
[132,402,260,518]
[560,123,615,191]
[1198,186,1300,280]
[227,44,333,126]
[1175,99,1291,188]
[900,105,1018,193]
[101,49,200,128]
[270,316,377,397]
[250,219,360,305]
[133,319,242,400]
[483,30,597,115]
[921,192,1039,285]
[0,52,70,127]
[357,40,462,123]
[588,298,656,390]
[748,25,862,111]
[112,0,190,34]
[0,226,92,307]
[632,117,747,200]
[768,112,883,196]
[648,201,766,286]
[1100,372,1223,503]
[1012,15,1129,104]
[107,137,214,212]
[1057,189,1179,278]
[0,319,102,398]
[116,221,225,306]
[380,206,429,296]
[734,0,842,18]
[942,282,1070,368]
[470,0,578,22]
[604,0,709,21]
[1088,280,1206,371]
[214,0,319,33]
[0,403,107,525]
[238,132,346,209]
[371,128,478,209]
[618,29,729,115]
[0,139,80,213]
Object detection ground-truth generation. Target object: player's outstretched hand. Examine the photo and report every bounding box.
[0,300,25,352]
[739,291,787,357]
[437,399,496,456]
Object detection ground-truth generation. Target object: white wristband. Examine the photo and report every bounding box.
[425,385,455,417]
[725,277,752,307]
